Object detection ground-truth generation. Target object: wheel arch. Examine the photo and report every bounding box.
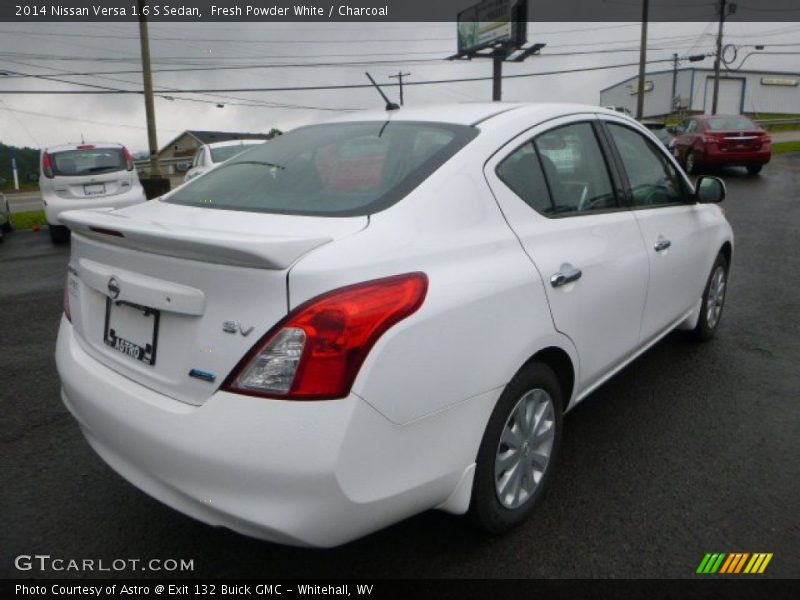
[719,240,733,268]
[523,346,576,412]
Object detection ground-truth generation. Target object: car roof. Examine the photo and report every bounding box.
[45,142,124,153]
[328,102,626,128]
[203,139,269,149]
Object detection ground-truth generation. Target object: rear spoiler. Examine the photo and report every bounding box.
[60,209,332,270]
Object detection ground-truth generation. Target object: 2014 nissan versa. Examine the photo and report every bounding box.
[56,104,733,547]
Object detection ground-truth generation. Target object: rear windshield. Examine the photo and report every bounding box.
[50,148,125,176]
[706,116,756,131]
[165,121,478,216]
[210,143,263,163]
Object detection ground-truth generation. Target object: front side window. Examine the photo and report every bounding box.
[606,123,689,207]
[165,121,477,216]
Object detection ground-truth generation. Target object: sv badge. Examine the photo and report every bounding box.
[222,321,254,337]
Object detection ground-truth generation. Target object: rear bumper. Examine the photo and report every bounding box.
[55,318,479,546]
[44,187,146,225]
[697,145,771,166]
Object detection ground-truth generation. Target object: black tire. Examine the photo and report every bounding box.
[470,362,563,534]
[690,253,729,342]
[746,164,763,175]
[49,224,70,244]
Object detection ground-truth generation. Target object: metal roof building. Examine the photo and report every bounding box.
[599,67,800,117]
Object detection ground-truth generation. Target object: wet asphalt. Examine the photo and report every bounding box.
[1,155,798,579]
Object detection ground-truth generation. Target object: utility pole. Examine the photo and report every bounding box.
[635,0,649,120]
[671,53,679,114]
[137,0,162,181]
[492,52,503,101]
[388,72,411,106]
[711,0,729,115]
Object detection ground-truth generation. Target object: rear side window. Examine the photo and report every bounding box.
[496,143,552,214]
[497,123,618,217]
[49,148,124,176]
[165,121,478,216]
[534,122,617,215]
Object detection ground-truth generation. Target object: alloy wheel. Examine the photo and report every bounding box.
[494,388,556,510]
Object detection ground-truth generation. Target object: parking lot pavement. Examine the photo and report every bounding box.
[1,156,799,580]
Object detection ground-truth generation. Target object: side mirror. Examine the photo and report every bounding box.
[695,176,725,203]
[176,161,191,172]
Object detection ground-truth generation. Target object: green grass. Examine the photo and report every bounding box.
[9,209,47,230]
[772,141,800,155]
[0,182,39,193]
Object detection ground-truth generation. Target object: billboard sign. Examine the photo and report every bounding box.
[457,0,527,55]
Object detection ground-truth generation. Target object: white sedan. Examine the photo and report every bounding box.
[183,139,268,183]
[56,103,732,547]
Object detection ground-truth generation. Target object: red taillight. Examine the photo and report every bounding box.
[223,273,428,400]
[42,152,54,178]
[76,144,95,150]
[702,133,725,144]
[122,146,134,171]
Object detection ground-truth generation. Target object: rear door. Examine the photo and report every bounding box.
[601,116,714,342]
[485,115,649,390]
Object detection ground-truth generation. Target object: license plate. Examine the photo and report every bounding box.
[103,299,159,366]
[84,183,106,196]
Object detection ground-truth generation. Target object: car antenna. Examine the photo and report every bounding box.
[365,72,400,111]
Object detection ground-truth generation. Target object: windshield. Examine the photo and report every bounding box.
[210,143,263,163]
[706,116,756,131]
[165,121,478,216]
[50,148,125,176]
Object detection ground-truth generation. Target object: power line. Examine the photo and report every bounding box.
[0,29,453,44]
[0,57,681,95]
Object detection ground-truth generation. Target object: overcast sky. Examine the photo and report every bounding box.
[0,20,798,151]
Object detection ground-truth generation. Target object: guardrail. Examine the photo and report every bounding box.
[134,157,189,176]
[754,118,800,127]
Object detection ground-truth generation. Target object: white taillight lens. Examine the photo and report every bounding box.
[232,328,306,395]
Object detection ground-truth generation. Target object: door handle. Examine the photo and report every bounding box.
[654,239,672,252]
[550,265,582,288]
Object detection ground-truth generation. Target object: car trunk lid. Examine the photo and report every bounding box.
[62,201,368,405]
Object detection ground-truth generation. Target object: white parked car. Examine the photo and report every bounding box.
[184,139,268,183]
[39,143,146,243]
[56,104,733,547]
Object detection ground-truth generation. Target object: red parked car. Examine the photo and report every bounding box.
[671,114,771,175]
